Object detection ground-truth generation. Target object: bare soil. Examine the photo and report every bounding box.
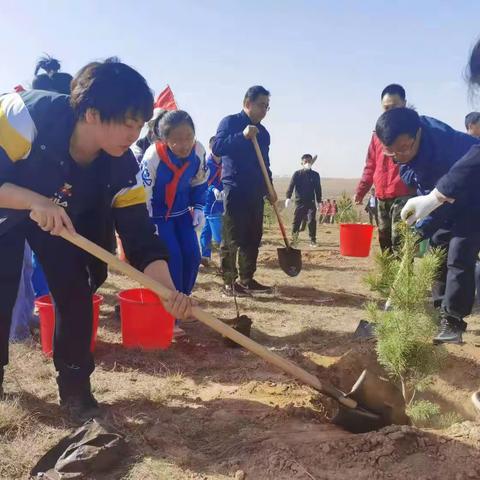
[1,221,480,479]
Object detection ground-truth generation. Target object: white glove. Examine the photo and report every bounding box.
[213,188,223,201]
[192,209,205,227]
[285,198,291,208]
[400,189,446,225]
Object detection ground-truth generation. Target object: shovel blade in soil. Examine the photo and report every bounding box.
[332,404,387,433]
[346,370,410,426]
[222,315,253,348]
[277,246,302,277]
[353,320,375,340]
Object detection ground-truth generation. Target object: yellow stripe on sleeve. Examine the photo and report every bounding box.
[112,185,147,208]
[0,93,36,162]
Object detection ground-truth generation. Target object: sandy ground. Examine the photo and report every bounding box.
[1,214,480,479]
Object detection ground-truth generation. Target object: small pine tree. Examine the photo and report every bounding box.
[263,199,275,229]
[335,191,361,223]
[365,223,446,412]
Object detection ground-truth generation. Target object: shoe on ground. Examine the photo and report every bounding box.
[58,379,100,422]
[310,241,317,247]
[239,279,274,294]
[433,318,464,345]
[173,326,187,338]
[200,256,212,268]
[222,282,252,298]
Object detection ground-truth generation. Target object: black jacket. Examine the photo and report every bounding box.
[286,169,321,205]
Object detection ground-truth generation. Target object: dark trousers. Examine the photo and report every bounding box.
[292,203,316,241]
[221,187,264,284]
[377,195,413,253]
[366,206,379,226]
[430,217,480,327]
[0,220,95,383]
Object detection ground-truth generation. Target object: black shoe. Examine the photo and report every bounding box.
[239,279,274,294]
[222,282,252,298]
[58,378,100,422]
[433,318,464,345]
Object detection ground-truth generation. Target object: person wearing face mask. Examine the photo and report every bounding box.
[140,110,208,337]
[285,154,322,247]
[354,84,415,253]
[375,107,480,344]
[212,86,276,297]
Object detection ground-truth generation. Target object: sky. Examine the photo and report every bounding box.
[2,0,479,178]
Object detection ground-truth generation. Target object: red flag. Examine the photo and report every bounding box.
[154,85,178,111]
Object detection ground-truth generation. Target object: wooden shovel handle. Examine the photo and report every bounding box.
[59,230,355,408]
[251,136,291,249]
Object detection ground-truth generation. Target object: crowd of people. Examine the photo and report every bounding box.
[1,33,480,423]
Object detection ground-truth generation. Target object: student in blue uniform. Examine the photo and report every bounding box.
[0,59,193,420]
[375,107,479,344]
[141,110,208,335]
[200,136,224,266]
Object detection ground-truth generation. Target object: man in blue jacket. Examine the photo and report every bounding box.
[375,107,479,344]
[200,136,224,266]
[213,86,277,296]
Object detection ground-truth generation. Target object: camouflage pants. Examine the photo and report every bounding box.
[377,195,413,253]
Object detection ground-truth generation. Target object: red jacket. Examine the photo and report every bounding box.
[356,133,414,201]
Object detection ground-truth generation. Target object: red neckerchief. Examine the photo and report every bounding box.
[208,160,222,186]
[155,142,190,219]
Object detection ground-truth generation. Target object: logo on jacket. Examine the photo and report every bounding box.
[52,183,73,207]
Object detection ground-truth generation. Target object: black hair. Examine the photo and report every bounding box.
[375,108,420,146]
[465,112,480,129]
[381,84,406,101]
[32,55,72,94]
[468,37,480,88]
[301,154,313,161]
[156,110,195,140]
[244,85,270,103]
[70,57,153,123]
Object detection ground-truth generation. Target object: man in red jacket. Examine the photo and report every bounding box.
[354,84,414,252]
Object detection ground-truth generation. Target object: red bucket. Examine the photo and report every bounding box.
[339,223,374,257]
[35,294,103,357]
[118,288,174,350]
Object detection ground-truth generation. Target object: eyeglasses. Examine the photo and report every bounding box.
[383,132,419,158]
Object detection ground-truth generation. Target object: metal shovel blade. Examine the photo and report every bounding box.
[332,403,387,433]
[277,246,302,277]
[346,370,410,426]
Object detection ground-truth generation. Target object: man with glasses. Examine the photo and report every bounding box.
[354,84,414,253]
[375,107,479,344]
[213,86,276,297]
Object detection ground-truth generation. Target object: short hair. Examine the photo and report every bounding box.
[381,84,406,101]
[156,110,195,141]
[32,55,72,94]
[375,108,420,146]
[468,37,480,88]
[70,58,153,123]
[301,154,313,161]
[244,85,270,103]
[465,112,480,128]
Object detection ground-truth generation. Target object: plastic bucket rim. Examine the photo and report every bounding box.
[35,293,103,307]
[118,288,163,306]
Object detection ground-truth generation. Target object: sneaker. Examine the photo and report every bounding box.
[200,257,212,268]
[58,379,100,422]
[173,325,187,338]
[433,318,464,345]
[239,279,274,294]
[222,282,252,298]
[310,241,317,247]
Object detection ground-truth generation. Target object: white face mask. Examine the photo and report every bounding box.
[303,163,312,170]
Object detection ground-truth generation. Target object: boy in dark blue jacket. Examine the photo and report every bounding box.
[375,107,479,344]
[200,136,224,265]
[0,60,193,420]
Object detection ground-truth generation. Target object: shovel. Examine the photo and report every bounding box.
[251,136,302,277]
[58,229,409,433]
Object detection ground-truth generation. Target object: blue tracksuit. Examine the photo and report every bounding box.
[141,142,208,294]
[200,155,224,258]
[398,116,480,325]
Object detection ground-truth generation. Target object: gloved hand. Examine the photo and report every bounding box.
[401,189,446,225]
[213,188,223,201]
[285,198,291,208]
[192,209,205,227]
